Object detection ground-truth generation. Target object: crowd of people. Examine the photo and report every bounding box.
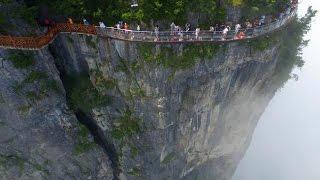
[66,0,298,42]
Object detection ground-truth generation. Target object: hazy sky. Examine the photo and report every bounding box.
[233,0,320,180]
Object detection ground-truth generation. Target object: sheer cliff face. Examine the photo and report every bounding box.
[0,49,113,179]
[45,33,284,180]
[0,33,291,179]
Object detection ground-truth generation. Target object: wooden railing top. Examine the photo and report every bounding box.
[0,23,96,50]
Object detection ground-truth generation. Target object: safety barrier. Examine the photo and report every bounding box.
[96,9,297,43]
[0,23,96,50]
[0,7,296,50]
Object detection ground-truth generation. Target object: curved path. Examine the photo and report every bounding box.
[0,9,296,50]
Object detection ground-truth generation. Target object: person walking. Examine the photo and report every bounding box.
[170,22,175,35]
[185,23,190,40]
[195,27,200,40]
[185,23,190,32]
[83,19,90,25]
[68,18,74,24]
[116,23,121,30]
[209,26,215,40]
[154,25,160,41]
[99,22,106,28]
[124,23,129,30]
[235,23,241,34]
[222,26,229,40]
[259,15,266,26]
[178,26,184,41]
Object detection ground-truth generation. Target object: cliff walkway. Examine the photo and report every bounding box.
[0,9,296,50]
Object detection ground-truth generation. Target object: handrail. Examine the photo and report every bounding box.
[0,23,96,49]
[0,7,297,50]
[96,9,297,43]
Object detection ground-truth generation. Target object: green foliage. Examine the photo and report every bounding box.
[12,4,38,25]
[272,7,317,86]
[0,0,13,4]
[66,74,111,112]
[11,81,23,94]
[0,93,4,104]
[85,35,97,49]
[90,69,116,91]
[229,0,244,6]
[0,153,49,174]
[11,71,60,101]
[1,0,293,30]
[0,121,6,127]
[1,0,37,27]
[115,59,130,73]
[111,110,140,140]
[161,152,176,164]
[66,36,74,44]
[240,0,290,19]
[128,167,142,177]
[0,12,6,25]
[139,43,221,71]
[26,0,226,26]
[128,87,145,98]
[43,79,60,93]
[130,145,139,158]
[73,124,96,155]
[26,91,40,102]
[23,71,48,84]
[17,104,30,116]
[246,34,278,52]
[0,154,25,172]
[245,7,316,91]
[7,51,35,69]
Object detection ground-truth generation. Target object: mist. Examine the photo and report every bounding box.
[232,0,320,179]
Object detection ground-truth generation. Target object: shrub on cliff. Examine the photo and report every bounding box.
[8,51,35,69]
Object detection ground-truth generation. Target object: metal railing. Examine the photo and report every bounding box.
[96,9,297,43]
[0,7,296,49]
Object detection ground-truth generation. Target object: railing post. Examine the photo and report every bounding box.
[9,35,16,47]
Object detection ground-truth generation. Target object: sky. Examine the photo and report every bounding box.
[233,0,320,180]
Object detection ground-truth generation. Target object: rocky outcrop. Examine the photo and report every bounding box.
[0,17,303,179]
[0,0,312,178]
[45,30,290,180]
[0,48,113,179]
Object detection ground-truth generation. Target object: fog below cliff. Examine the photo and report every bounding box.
[233,0,320,179]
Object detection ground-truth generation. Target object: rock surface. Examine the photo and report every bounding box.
[45,32,289,180]
[0,48,113,179]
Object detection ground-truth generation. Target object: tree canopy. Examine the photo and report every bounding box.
[1,0,293,28]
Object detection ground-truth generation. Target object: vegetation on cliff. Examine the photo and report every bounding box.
[0,0,291,30]
[138,43,223,72]
[65,74,112,113]
[244,7,317,89]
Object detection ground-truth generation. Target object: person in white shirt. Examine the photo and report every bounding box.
[195,27,200,40]
[99,22,106,28]
[235,23,241,34]
[222,26,229,40]
[116,23,121,30]
[170,22,175,35]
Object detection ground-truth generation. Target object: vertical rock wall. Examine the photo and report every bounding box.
[48,33,285,180]
[0,48,113,179]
